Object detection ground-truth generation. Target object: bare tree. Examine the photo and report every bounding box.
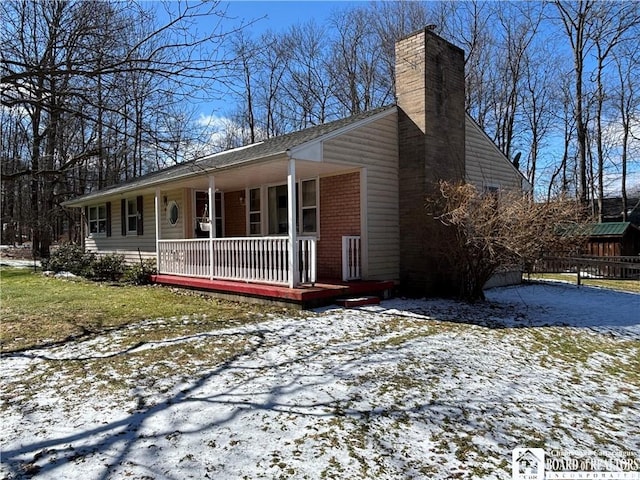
[492,2,544,161]
[521,43,556,194]
[1,0,240,257]
[613,43,640,221]
[589,1,640,220]
[328,5,401,116]
[437,0,496,129]
[229,31,259,144]
[255,31,290,138]
[367,0,430,105]
[554,0,596,205]
[282,21,335,128]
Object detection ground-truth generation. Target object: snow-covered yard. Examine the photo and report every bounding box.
[1,282,639,479]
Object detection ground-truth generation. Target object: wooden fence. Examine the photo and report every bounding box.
[532,256,640,281]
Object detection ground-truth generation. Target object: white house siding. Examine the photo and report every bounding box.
[465,116,524,191]
[159,189,186,240]
[85,194,156,263]
[322,111,400,282]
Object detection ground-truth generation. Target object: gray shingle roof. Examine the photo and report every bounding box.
[596,197,640,226]
[64,106,393,206]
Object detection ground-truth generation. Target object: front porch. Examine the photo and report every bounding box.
[152,152,368,296]
[154,234,372,307]
[156,236,319,286]
[151,273,394,309]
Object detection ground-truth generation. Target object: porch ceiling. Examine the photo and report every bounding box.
[64,155,360,205]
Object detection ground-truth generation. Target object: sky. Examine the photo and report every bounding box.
[156,1,362,117]
[154,0,640,197]
[223,0,359,31]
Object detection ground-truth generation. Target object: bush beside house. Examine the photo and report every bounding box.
[42,244,156,284]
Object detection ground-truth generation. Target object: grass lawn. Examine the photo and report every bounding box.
[1,268,638,479]
[0,267,291,353]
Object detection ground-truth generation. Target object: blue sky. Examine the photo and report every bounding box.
[153,0,640,195]
[223,0,361,32]
[158,1,363,116]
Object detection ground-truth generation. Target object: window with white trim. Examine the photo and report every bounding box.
[195,191,223,238]
[262,179,319,236]
[121,196,143,236]
[126,198,138,233]
[167,201,179,226]
[300,179,317,234]
[88,204,107,236]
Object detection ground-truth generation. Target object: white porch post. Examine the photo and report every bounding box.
[359,167,369,279]
[154,187,161,272]
[208,175,215,280]
[287,158,298,288]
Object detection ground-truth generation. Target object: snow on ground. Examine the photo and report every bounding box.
[1,282,639,479]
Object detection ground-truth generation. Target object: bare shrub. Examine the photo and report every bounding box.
[426,181,591,301]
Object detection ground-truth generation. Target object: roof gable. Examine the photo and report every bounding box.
[465,114,531,191]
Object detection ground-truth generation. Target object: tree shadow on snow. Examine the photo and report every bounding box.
[2,283,639,479]
[351,282,640,337]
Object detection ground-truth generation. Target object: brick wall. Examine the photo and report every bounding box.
[224,190,246,237]
[396,28,466,296]
[318,172,360,280]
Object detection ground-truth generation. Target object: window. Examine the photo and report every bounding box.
[195,191,223,238]
[263,179,318,235]
[167,201,179,226]
[215,192,223,236]
[88,204,107,236]
[127,199,138,233]
[249,188,261,235]
[120,196,143,236]
[300,179,317,234]
[483,183,500,195]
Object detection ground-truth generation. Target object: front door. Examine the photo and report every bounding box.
[195,191,223,238]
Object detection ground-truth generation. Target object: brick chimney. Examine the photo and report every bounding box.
[396,28,466,296]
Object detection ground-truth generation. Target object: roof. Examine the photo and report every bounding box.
[64,101,530,207]
[588,222,636,237]
[64,106,395,206]
[596,197,640,225]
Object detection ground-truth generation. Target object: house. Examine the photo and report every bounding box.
[63,29,529,305]
[594,196,640,226]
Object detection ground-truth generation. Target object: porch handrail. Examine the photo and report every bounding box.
[342,235,361,281]
[157,236,317,286]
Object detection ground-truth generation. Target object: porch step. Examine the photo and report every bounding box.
[335,296,381,308]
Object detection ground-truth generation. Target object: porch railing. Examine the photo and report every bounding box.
[157,236,317,286]
[342,235,361,281]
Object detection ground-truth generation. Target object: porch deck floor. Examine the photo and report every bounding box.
[151,274,395,308]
